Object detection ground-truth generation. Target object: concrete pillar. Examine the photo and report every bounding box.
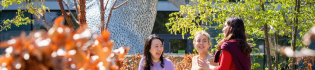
[187,39,193,54]
[163,39,170,53]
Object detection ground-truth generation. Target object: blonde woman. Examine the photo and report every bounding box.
[191,31,219,70]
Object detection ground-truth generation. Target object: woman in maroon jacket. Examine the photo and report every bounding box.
[197,17,252,70]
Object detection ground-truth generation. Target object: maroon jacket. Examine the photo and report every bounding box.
[214,40,251,70]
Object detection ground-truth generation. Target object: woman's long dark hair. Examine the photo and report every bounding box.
[217,17,252,56]
[143,34,164,70]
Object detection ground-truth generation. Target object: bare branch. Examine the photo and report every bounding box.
[100,0,110,30]
[73,0,80,17]
[36,10,49,30]
[104,0,110,11]
[36,11,44,17]
[57,0,76,30]
[63,0,80,25]
[0,21,12,32]
[113,0,129,9]
[0,26,9,32]
[104,0,117,30]
[42,11,50,29]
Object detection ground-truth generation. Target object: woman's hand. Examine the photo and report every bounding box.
[197,58,211,70]
[209,63,216,70]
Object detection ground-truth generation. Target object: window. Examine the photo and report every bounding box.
[152,11,176,34]
[170,39,187,54]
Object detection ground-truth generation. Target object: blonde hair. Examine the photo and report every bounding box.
[193,31,212,48]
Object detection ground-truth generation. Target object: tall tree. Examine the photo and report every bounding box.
[166,0,315,69]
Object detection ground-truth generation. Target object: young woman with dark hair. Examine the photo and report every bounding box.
[197,17,252,70]
[139,34,175,70]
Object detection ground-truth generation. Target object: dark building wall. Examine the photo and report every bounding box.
[0,11,32,54]
[0,11,32,32]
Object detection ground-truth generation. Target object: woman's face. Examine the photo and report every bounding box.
[149,39,163,60]
[194,34,210,53]
[222,22,229,36]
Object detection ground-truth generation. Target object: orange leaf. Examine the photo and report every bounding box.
[101,30,110,41]
[54,16,65,26]
[72,50,88,68]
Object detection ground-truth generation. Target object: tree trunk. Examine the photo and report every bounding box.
[100,0,105,30]
[291,0,300,70]
[274,32,279,70]
[291,25,298,70]
[260,0,272,70]
[264,23,272,70]
[79,0,86,25]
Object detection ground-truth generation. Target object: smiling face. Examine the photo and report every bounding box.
[194,34,210,53]
[149,39,163,60]
[222,22,229,37]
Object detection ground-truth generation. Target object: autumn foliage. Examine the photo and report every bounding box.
[0,16,130,70]
[118,54,195,70]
